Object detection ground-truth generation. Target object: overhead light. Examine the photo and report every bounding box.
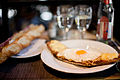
[40,11,53,21]
[8,9,17,19]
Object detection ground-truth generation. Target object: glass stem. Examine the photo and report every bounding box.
[62,29,66,40]
[81,30,84,39]
[65,28,69,40]
[77,26,85,39]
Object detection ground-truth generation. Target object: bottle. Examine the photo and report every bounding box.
[96,0,114,41]
[48,16,57,39]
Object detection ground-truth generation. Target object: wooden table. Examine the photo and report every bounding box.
[0,31,120,80]
[0,54,120,80]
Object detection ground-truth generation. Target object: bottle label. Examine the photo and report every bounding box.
[97,16,109,40]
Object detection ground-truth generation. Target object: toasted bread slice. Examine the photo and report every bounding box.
[46,40,120,67]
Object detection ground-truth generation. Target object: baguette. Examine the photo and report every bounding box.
[0,52,8,63]
[0,24,45,63]
[16,36,31,48]
[2,43,22,57]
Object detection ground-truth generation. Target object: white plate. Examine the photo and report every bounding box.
[11,39,46,58]
[41,40,118,74]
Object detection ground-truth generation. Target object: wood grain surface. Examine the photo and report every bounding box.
[0,54,120,80]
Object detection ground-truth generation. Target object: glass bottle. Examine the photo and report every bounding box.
[48,16,57,39]
[96,0,114,41]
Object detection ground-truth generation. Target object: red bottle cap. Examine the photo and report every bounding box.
[104,0,109,5]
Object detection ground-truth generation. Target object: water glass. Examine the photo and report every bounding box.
[57,5,74,40]
[75,5,92,39]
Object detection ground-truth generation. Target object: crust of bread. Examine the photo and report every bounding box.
[56,55,120,67]
[0,52,8,63]
[2,42,22,57]
[47,41,58,55]
[15,36,31,48]
[46,40,67,55]
[46,40,120,67]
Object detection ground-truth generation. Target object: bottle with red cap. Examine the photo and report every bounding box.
[96,0,114,41]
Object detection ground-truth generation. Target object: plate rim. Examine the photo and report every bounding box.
[41,40,117,74]
[11,52,41,58]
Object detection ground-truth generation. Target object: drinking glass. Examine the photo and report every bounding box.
[57,5,74,40]
[75,5,92,39]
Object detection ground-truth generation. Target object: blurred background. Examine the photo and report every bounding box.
[0,0,120,43]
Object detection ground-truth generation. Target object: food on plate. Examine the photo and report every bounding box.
[0,24,45,63]
[0,52,8,63]
[16,36,31,48]
[101,53,119,60]
[2,43,22,57]
[47,40,67,55]
[47,40,120,67]
[57,48,102,62]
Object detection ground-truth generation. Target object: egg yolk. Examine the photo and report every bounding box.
[76,50,87,55]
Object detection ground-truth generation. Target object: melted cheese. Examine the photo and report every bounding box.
[101,53,118,60]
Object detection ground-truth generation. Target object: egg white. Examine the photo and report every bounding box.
[57,48,101,62]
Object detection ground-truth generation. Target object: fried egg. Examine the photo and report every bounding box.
[57,48,101,62]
